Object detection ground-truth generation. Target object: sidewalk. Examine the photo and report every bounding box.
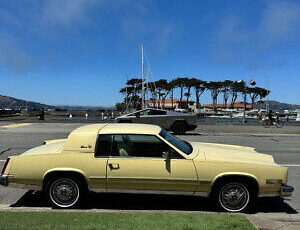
[247,214,300,230]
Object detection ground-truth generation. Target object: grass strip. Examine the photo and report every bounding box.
[0,211,255,230]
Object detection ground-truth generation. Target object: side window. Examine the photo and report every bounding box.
[95,135,113,157]
[148,110,167,115]
[111,134,182,158]
[140,110,150,116]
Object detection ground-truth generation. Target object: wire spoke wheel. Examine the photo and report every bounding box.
[263,120,270,128]
[49,178,80,208]
[219,183,250,212]
[275,120,283,128]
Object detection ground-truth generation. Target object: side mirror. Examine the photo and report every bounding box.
[162,151,170,159]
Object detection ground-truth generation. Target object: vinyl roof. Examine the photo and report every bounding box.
[71,123,162,135]
[99,123,162,135]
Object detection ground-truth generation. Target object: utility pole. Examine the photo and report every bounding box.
[141,45,145,110]
[242,84,247,124]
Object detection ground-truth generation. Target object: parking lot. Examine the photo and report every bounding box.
[0,122,299,221]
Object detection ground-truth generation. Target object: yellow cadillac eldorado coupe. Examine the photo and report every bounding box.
[0,123,294,212]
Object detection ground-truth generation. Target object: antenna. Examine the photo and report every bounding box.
[125,73,128,112]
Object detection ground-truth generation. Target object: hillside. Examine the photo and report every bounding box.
[256,100,300,111]
[0,95,55,110]
[0,94,299,111]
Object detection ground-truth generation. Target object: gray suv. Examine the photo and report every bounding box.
[116,109,197,134]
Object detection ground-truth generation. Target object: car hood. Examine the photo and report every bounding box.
[21,139,66,156]
[190,142,276,165]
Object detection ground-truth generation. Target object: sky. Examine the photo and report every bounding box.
[0,0,300,106]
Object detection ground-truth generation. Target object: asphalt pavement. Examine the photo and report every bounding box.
[0,122,299,227]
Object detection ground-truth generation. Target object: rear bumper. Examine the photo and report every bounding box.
[281,183,294,197]
[0,175,8,187]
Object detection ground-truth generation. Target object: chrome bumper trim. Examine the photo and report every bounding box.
[0,175,8,186]
[8,183,41,190]
[281,183,294,197]
[0,175,41,190]
[258,192,281,197]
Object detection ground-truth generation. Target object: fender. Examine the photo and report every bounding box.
[209,171,259,195]
[43,167,89,189]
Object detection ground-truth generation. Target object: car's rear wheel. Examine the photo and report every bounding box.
[216,182,253,212]
[46,177,82,209]
[173,122,187,135]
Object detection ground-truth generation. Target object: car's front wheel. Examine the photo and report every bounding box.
[46,177,82,209]
[217,182,253,212]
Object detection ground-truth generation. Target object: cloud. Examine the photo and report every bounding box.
[0,0,177,73]
[0,34,32,73]
[0,7,20,26]
[212,0,300,68]
[40,0,132,27]
[41,0,96,26]
[120,1,177,52]
[259,1,300,43]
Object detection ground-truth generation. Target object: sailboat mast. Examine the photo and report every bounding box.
[141,45,145,109]
[125,73,128,112]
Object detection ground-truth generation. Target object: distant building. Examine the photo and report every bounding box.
[147,98,196,110]
[202,101,251,110]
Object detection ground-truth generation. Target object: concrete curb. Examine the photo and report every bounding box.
[246,215,300,230]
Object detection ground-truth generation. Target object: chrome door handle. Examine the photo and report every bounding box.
[109,163,120,170]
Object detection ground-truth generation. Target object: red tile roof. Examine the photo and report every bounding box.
[202,101,251,109]
[147,98,195,103]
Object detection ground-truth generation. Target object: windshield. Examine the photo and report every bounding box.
[159,129,192,155]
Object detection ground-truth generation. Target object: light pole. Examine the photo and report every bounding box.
[238,79,256,123]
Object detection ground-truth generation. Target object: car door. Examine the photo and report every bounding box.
[88,134,110,190]
[137,109,170,129]
[106,134,198,194]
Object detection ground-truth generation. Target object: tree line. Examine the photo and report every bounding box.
[117,77,270,111]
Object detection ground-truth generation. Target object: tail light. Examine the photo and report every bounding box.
[1,158,10,175]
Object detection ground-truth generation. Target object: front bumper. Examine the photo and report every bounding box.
[281,183,294,197]
[0,175,8,187]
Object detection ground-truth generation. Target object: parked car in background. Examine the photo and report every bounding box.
[0,123,293,212]
[116,108,197,134]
